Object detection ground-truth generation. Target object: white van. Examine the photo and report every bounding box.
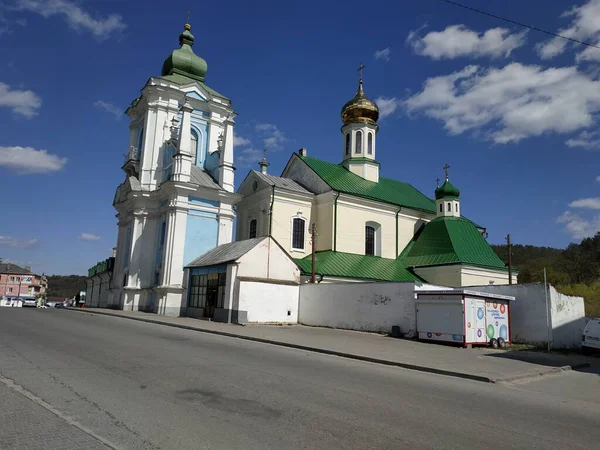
[582,318,600,354]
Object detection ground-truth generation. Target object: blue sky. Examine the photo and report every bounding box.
[1,0,599,275]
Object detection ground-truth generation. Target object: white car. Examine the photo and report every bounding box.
[582,318,600,354]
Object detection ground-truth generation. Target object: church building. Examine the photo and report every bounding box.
[103,20,513,319]
[236,69,515,287]
[109,23,239,315]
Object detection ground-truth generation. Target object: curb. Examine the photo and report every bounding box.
[66,308,588,385]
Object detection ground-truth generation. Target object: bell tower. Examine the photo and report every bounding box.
[340,63,380,183]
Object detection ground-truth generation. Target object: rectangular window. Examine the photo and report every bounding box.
[292,218,305,250]
[9,276,15,282]
[8,287,13,293]
[365,226,375,256]
[249,219,257,239]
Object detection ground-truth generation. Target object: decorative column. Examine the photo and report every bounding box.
[157,197,188,316]
[172,99,193,183]
[219,118,235,193]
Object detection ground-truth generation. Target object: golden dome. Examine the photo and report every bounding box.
[341,79,380,126]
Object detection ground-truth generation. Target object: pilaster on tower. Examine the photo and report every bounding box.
[340,62,380,183]
[172,99,193,183]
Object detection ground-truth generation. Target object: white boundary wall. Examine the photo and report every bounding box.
[466,283,585,349]
[299,282,420,335]
[238,280,299,324]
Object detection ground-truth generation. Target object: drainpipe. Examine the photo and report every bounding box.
[268,185,275,237]
[333,192,340,252]
[395,207,402,258]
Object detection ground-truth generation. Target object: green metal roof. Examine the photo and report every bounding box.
[295,251,422,282]
[296,154,483,228]
[298,154,436,213]
[399,216,507,270]
[435,179,460,200]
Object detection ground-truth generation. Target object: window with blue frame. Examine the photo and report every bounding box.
[190,129,198,164]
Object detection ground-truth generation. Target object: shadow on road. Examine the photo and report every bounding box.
[483,349,600,375]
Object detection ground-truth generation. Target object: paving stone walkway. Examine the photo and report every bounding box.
[0,382,110,450]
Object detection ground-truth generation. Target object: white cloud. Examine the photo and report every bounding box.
[16,0,126,40]
[78,233,100,241]
[233,135,251,147]
[404,63,600,144]
[596,175,600,183]
[0,82,41,118]
[235,148,264,168]
[374,47,391,62]
[0,236,38,248]
[374,97,400,119]
[407,24,526,60]
[536,0,600,61]
[557,210,600,240]
[569,197,600,210]
[255,123,286,149]
[0,146,67,174]
[566,130,600,149]
[93,100,121,119]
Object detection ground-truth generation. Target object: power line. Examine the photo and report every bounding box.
[439,0,600,51]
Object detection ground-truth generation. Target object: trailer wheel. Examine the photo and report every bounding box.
[497,337,506,348]
[490,338,499,349]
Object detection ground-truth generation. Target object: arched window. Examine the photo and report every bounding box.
[439,203,443,213]
[291,216,306,251]
[355,131,362,154]
[249,219,257,239]
[456,203,459,214]
[365,221,382,256]
[190,130,198,163]
[365,225,375,255]
[367,133,373,155]
[345,133,351,156]
[447,202,452,212]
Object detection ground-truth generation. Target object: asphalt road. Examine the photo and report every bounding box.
[1,308,599,450]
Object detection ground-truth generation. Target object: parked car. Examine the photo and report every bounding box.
[20,297,37,307]
[582,318,600,354]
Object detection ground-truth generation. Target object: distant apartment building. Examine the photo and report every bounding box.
[0,263,48,297]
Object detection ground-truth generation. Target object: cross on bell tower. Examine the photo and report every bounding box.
[357,62,365,82]
[443,163,450,181]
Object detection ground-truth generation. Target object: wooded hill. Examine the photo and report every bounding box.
[46,275,87,298]
[491,232,600,317]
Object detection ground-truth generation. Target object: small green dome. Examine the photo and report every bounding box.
[435,179,460,200]
[161,24,207,82]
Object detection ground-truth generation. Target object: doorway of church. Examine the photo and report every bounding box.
[203,273,222,319]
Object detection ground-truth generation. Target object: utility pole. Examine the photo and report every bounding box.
[506,234,513,285]
[311,223,317,283]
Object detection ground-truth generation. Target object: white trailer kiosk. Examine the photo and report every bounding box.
[416,290,515,348]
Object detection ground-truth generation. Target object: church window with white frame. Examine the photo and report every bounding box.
[367,132,373,155]
[365,221,382,256]
[355,131,362,154]
[291,216,306,251]
[345,133,351,156]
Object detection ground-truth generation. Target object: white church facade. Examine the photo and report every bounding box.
[102,21,514,319]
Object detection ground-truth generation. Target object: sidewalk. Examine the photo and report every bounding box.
[67,308,596,384]
[0,378,112,450]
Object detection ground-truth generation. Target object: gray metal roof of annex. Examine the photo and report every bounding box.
[191,165,223,190]
[185,237,267,268]
[252,171,312,194]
